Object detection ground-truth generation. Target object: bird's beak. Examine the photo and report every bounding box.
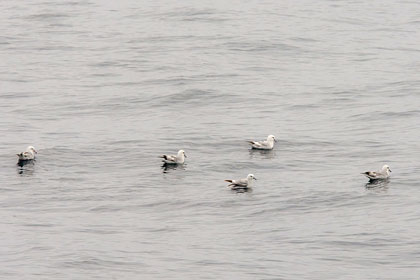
[274,139,278,142]
[389,169,392,172]
[16,153,19,156]
[184,154,187,158]
[254,177,257,180]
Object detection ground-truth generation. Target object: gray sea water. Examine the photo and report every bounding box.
[1,0,420,279]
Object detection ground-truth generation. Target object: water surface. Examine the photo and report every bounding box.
[1,0,420,279]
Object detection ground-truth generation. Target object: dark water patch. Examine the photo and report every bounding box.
[148,88,226,108]
[223,40,301,53]
[26,13,71,21]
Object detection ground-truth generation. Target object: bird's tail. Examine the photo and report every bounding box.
[225,180,233,183]
[248,141,255,144]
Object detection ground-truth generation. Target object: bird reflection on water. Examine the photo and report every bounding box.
[248,148,276,160]
[17,160,35,175]
[161,163,186,173]
[365,178,390,191]
[231,187,253,194]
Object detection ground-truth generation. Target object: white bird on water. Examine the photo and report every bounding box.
[160,150,187,165]
[225,174,257,190]
[249,135,277,150]
[17,146,37,161]
[362,165,391,181]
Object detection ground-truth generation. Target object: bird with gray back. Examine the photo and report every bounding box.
[160,150,186,165]
[17,146,37,162]
[362,165,391,181]
[225,174,257,190]
[249,135,277,150]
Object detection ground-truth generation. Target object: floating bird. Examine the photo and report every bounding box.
[160,150,186,165]
[17,146,37,162]
[362,165,391,181]
[225,174,257,190]
[249,135,277,150]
